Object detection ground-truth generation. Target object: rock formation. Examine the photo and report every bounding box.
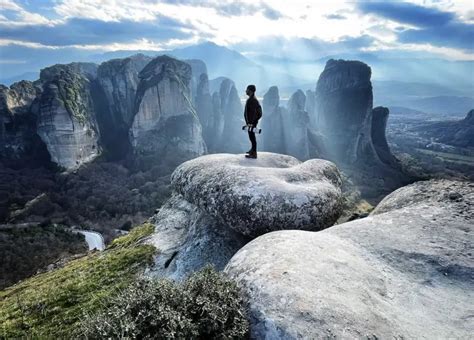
[211,78,245,153]
[130,56,206,169]
[146,152,343,280]
[0,80,46,161]
[194,73,213,147]
[95,54,152,158]
[283,90,310,160]
[261,86,286,153]
[305,89,317,128]
[315,59,378,165]
[185,59,208,103]
[371,106,400,167]
[36,63,101,169]
[313,59,411,199]
[225,179,473,339]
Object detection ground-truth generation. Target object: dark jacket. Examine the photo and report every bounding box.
[244,95,262,126]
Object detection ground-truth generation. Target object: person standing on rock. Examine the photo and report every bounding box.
[244,84,262,159]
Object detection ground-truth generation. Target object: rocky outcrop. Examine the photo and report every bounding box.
[211,78,244,153]
[371,106,400,167]
[0,81,46,160]
[36,63,101,169]
[283,90,310,160]
[130,56,206,169]
[95,54,152,158]
[313,59,411,199]
[225,179,473,339]
[261,86,286,153]
[305,89,317,128]
[146,152,343,279]
[185,59,208,103]
[315,59,378,165]
[146,194,249,281]
[195,73,213,147]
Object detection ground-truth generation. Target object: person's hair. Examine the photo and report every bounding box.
[247,85,256,92]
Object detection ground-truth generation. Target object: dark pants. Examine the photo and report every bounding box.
[248,130,257,152]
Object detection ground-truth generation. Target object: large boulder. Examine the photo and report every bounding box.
[146,194,249,281]
[225,179,474,339]
[146,152,344,280]
[171,153,343,238]
[130,55,206,169]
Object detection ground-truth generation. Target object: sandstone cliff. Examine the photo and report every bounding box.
[36,63,101,169]
[130,56,206,169]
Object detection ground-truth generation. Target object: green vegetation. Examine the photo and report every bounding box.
[415,148,474,165]
[0,224,87,290]
[0,222,156,338]
[1,222,249,339]
[55,71,89,124]
[80,266,249,339]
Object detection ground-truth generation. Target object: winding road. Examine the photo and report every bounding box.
[77,230,105,251]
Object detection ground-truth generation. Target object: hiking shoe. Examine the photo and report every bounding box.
[245,152,257,159]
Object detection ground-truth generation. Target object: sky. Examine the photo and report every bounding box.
[0,0,473,80]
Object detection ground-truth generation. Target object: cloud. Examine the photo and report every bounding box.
[325,14,347,20]
[358,1,474,52]
[358,1,454,27]
[233,34,376,61]
[399,22,474,51]
[0,16,194,46]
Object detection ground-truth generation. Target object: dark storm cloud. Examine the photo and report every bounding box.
[0,16,193,46]
[358,1,474,51]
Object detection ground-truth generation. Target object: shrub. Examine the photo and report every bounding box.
[79,266,249,339]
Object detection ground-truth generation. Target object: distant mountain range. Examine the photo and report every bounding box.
[1,41,472,116]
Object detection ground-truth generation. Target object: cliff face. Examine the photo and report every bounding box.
[0,81,45,160]
[315,59,378,165]
[1,56,210,170]
[261,86,285,153]
[96,54,152,159]
[131,56,206,169]
[209,78,244,153]
[284,90,310,160]
[195,73,213,147]
[36,64,101,169]
[371,106,400,167]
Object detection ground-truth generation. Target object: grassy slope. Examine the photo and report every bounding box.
[0,222,156,338]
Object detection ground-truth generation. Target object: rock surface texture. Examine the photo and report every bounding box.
[0,80,44,160]
[130,56,206,168]
[315,59,378,165]
[225,179,474,339]
[36,63,101,169]
[146,152,344,279]
[95,54,152,158]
